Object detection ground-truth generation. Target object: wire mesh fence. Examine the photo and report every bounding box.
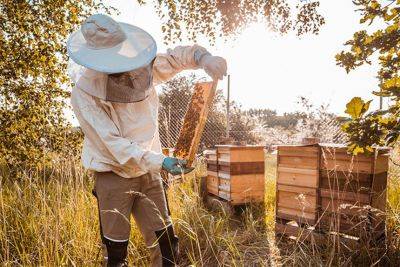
[157,77,348,151]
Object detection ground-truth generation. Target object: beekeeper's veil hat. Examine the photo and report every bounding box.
[67,14,157,74]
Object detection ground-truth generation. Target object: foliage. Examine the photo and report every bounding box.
[0,1,105,171]
[336,0,400,153]
[294,97,347,143]
[228,103,261,144]
[138,0,325,44]
[342,97,395,154]
[247,97,347,145]
[247,108,306,129]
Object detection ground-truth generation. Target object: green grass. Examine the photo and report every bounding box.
[0,155,399,266]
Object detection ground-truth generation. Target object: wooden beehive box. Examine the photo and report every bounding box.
[276,145,320,225]
[209,145,265,205]
[205,149,218,196]
[275,143,390,245]
[319,144,389,238]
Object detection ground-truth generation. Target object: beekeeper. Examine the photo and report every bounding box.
[67,14,227,267]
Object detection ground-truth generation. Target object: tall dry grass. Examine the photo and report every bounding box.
[0,155,399,266]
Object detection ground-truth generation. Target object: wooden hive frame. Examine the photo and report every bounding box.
[174,81,218,166]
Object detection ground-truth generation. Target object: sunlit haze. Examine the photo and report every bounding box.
[97,0,385,116]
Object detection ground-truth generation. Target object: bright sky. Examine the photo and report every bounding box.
[101,0,384,115]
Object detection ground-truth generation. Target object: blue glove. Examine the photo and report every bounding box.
[162,157,194,175]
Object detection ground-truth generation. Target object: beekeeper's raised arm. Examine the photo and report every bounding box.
[153,44,227,85]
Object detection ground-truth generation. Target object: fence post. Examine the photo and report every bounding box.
[226,74,231,139]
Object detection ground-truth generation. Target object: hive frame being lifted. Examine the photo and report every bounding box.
[174,80,218,166]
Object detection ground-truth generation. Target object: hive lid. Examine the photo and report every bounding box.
[319,143,391,155]
[216,145,265,149]
[277,143,391,155]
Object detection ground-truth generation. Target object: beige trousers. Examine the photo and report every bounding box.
[94,171,172,266]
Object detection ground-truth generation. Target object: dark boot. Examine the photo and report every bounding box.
[103,237,129,267]
[155,225,179,267]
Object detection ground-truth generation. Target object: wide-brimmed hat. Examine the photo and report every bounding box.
[67,14,157,74]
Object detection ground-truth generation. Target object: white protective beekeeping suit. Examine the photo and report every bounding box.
[67,13,227,267]
[69,44,215,179]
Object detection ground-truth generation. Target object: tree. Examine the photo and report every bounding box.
[138,0,325,44]
[0,1,105,170]
[229,103,260,144]
[335,0,400,153]
[294,97,347,143]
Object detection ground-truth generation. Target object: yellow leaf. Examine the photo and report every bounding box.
[345,97,371,119]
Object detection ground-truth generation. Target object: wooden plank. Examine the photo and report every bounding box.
[174,81,218,166]
[230,174,265,192]
[370,172,387,212]
[206,175,219,196]
[277,191,317,212]
[320,176,371,194]
[218,153,231,163]
[231,191,264,205]
[207,186,218,196]
[277,145,319,153]
[322,169,373,183]
[218,171,231,179]
[373,156,389,174]
[230,149,264,162]
[319,212,369,237]
[320,189,370,203]
[278,155,318,169]
[276,207,316,224]
[277,168,319,188]
[218,190,231,201]
[320,198,371,214]
[278,148,319,157]
[207,159,218,165]
[320,146,389,174]
[370,172,388,233]
[217,146,265,163]
[207,170,218,177]
[321,150,372,163]
[277,184,317,196]
[204,149,217,155]
[218,161,264,175]
[219,184,230,191]
[207,163,218,171]
[320,158,374,174]
[217,145,265,150]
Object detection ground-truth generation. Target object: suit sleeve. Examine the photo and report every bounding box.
[152,44,210,85]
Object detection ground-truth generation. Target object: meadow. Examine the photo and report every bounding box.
[1,155,399,266]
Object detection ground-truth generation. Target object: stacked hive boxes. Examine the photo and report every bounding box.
[275,144,390,243]
[205,149,218,196]
[318,144,389,238]
[276,145,320,225]
[206,145,265,205]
